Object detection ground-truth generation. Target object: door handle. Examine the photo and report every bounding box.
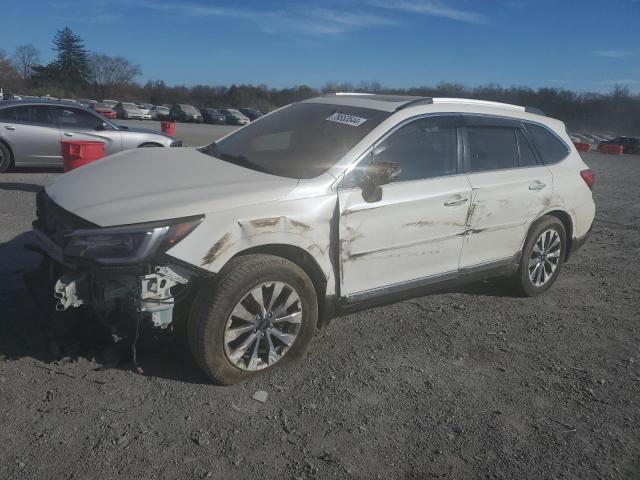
[4,125,15,131]
[529,181,546,191]
[63,132,74,137]
[444,197,469,207]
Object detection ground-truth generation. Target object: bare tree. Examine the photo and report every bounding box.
[88,53,142,99]
[0,49,23,92]
[12,44,40,79]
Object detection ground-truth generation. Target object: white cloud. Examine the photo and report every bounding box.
[361,0,487,24]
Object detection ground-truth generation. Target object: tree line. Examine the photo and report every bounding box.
[0,27,638,135]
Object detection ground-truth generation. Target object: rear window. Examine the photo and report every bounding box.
[525,123,569,164]
[207,102,390,179]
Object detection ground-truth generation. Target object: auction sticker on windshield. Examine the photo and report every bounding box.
[326,112,368,127]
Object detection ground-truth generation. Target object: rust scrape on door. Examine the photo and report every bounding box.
[243,216,312,233]
[201,232,233,266]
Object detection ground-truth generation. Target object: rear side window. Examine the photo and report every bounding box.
[516,129,538,167]
[525,123,569,164]
[374,116,459,182]
[1,106,54,126]
[467,127,518,172]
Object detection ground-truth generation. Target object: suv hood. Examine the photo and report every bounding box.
[45,148,299,226]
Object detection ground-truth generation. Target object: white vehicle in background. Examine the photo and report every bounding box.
[31,94,595,385]
[136,103,153,120]
[113,102,145,120]
[101,99,119,108]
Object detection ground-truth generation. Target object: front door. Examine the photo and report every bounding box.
[51,106,122,156]
[338,115,471,299]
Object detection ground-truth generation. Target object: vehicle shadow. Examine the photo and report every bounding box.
[0,182,44,193]
[0,230,518,385]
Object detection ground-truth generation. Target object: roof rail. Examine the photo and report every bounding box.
[331,92,375,96]
[394,97,433,111]
[431,98,525,111]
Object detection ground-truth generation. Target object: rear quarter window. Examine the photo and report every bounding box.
[525,123,570,165]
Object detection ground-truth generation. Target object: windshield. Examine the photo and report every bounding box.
[205,102,390,179]
[123,103,138,109]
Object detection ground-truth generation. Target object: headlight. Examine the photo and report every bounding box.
[64,215,203,265]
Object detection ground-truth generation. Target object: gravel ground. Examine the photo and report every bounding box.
[0,151,638,479]
[118,119,238,147]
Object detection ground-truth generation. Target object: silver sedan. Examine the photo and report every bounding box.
[0,101,179,172]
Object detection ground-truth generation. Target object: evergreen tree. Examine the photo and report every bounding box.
[51,27,90,90]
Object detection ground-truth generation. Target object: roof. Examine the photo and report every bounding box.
[304,93,545,115]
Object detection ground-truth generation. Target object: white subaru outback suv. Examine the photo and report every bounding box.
[31,94,595,384]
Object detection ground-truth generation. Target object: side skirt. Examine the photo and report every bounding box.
[335,254,520,317]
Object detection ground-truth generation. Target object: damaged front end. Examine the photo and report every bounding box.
[30,191,205,351]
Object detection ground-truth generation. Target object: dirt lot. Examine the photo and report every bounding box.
[0,151,638,479]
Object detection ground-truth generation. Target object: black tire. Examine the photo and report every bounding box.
[188,254,318,385]
[0,142,12,173]
[511,215,567,297]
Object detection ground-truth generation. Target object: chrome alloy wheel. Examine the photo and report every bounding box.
[223,282,302,371]
[529,229,562,287]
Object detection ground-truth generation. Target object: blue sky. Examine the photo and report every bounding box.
[2,0,639,92]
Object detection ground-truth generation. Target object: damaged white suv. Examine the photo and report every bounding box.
[32,94,595,384]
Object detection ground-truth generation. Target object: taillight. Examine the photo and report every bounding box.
[580,169,595,191]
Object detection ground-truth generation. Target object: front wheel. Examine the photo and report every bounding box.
[189,254,318,385]
[511,216,567,297]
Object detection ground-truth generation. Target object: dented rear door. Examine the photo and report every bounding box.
[459,116,554,269]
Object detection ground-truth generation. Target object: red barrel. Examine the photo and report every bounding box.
[600,144,623,155]
[161,121,176,137]
[573,142,591,152]
[61,141,106,172]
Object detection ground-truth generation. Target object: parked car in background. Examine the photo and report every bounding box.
[29,95,595,384]
[90,102,117,120]
[597,136,640,154]
[114,102,145,120]
[0,100,179,172]
[102,99,119,108]
[239,107,264,121]
[170,104,202,123]
[221,108,250,126]
[135,104,152,120]
[200,107,227,124]
[150,105,171,120]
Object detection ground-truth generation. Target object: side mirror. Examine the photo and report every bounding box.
[360,157,401,203]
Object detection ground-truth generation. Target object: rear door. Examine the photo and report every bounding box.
[0,105,61,166]
[459,116,554,269]
[338,115,471,298]
[51,106,122,155]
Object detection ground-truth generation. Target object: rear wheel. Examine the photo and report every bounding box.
[0,142,13,173]
[511,216,567,296]
[189,254,318,385]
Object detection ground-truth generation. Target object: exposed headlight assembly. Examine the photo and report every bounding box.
[64,215,204,265]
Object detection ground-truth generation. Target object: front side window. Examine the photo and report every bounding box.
[372,116,459,182]
[206,102,390,179]
[467,127,519,172]
[53,108,103,130]
[524,123,569,164]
